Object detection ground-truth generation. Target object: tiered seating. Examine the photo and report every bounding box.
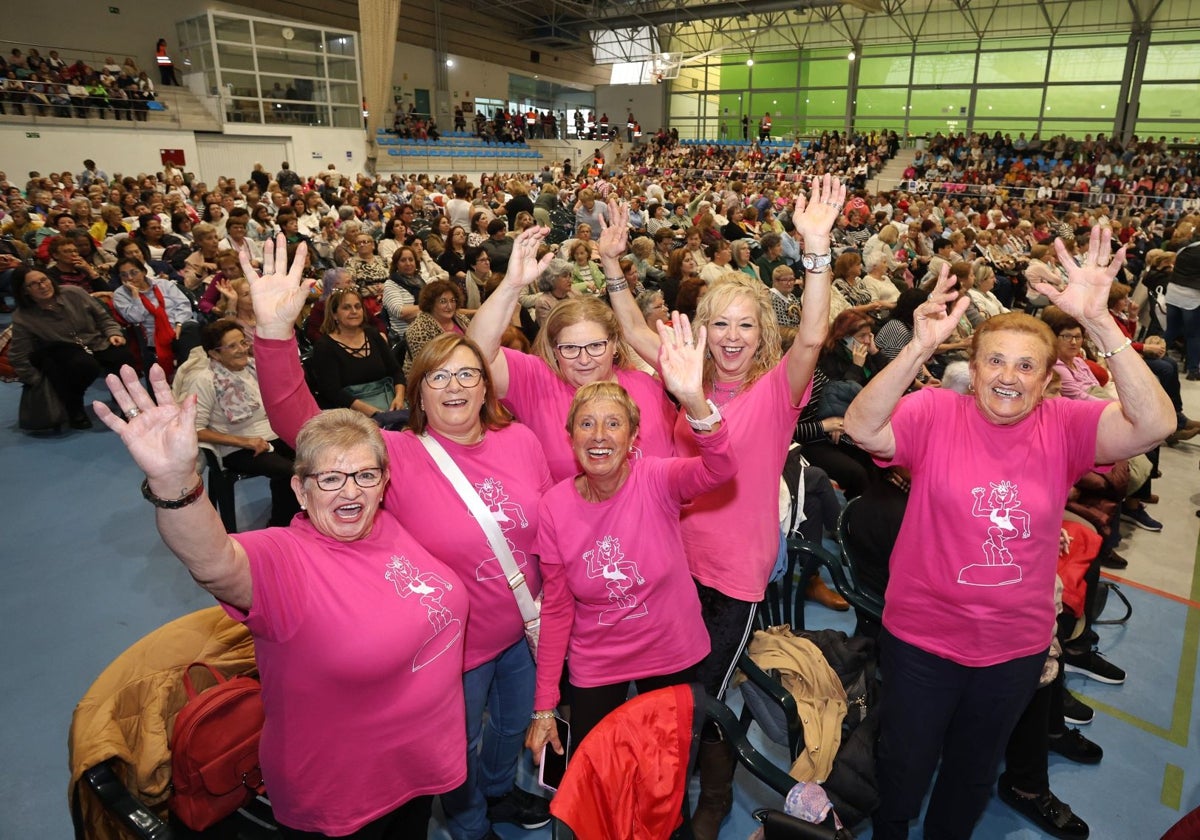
[375,129,542,159]
[679,138,807,151]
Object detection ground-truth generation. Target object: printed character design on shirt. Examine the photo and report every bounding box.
[961,481,1029,586]
[472,477,530,582]
[385,555,463,670]
[583,535,649,625]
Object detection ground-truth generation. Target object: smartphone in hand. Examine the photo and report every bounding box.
[537,715,571,793]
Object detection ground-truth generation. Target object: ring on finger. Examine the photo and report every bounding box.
[126,407,142,420]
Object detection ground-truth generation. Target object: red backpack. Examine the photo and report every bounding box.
[169,663,266,830]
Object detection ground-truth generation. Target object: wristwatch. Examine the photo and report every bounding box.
[801,252,832,273]
[685,399,723,432]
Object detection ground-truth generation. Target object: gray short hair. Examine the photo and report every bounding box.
[537,258,573,293]
[294,409,389,477]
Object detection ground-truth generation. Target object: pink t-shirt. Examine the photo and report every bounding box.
[674,361,811,602]
[501,347,678,482]
[533,424,735,709]
[227,514,468,834]
[880,387,1107,666]
[253,335,553,671]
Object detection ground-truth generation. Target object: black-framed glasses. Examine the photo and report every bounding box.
[555,340,610,359]
[304,468,384,492]
[424,367,483,389]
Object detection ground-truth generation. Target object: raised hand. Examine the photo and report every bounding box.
[241,233,314,340]
[93,364,199,485]
[1032,225,1126,327]
[502,225,553,291]
[656,313,707,407]
[912,263,971,357]
[792,173,847,244]
[598,199,629,261]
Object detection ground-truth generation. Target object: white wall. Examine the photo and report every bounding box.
[595,84,667,134]
[210,126,368,180]
[0,125,200,181]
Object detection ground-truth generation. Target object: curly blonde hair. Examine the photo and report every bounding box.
[693,274,782,389]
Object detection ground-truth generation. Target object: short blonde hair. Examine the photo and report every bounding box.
[294,408,388,476]
[532,297,637,375]
[566,381,640,436]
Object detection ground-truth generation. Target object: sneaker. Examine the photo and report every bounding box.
[1063,648,1126,685]
[1061,690,1094,725]
[487,787,551,830]
[1048,728,1103,764]
[1167,427,1200,444]
[1098,551,1128,570]
[1121,506,1163,532]
[997,781,1090,840]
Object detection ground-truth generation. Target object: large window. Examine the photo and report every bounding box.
[177,12,363,128]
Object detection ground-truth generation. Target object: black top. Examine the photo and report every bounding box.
[307,328,398,409]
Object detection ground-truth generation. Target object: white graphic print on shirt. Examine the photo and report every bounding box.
[384,555,463,670]
[961,480,1029,586]
[472,477,530,582]
[583,535,649,625]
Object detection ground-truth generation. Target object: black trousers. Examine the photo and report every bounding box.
[33,341,136,414]
[872,630,1045,840]
[1001,666,1068,796]
[278,795,431,839]
[800,440,880,500]
[220,439,300,527]
[694,581,757,702]
[569,664,698,750]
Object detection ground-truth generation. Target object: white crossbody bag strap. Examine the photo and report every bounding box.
[418,434,540,625]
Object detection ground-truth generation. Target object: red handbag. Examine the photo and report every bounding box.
[169,663,266,830]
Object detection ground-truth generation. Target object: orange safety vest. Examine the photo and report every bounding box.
[156,46,172,67]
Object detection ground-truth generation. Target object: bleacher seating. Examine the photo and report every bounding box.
[679,138,806,151]
[374,129,543,160]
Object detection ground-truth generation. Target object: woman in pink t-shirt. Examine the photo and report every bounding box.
[604,176,846,839]
[94,379,468,838]
[467,247,678,483]
[241,234,559,838]
[844,227,1174,840]
[525,316,734,758]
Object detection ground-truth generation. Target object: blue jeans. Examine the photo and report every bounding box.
[1165,303,1200,374]
[442,639,536,840]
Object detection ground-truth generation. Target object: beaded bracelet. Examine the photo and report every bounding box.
[1097,337,1133,359]
[531,710,556,721]
[141,477,205,509]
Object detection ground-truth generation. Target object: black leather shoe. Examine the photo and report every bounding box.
[998,781,1089,839]
[1049,728,1103,764]
[1098,551,1128,570]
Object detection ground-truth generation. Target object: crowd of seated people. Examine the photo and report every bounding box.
[0,133,1189,837]
[0,47,157,121]
[901,129,1200,215]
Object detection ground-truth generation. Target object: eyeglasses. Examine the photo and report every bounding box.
[118,269,144,279]
[219,339,251,351]
[25,277,53,287]
[1058,333,1084,343]
[304,467,384,492]
[556,339,610,359]
[424,367,483,389]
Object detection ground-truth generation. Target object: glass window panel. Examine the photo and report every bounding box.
[718,92,745,119]
[1143,45,1200,81]
[1148,29,1200,44]
[323,33,357,59]
[254,21,322,51]
[751,92,794,119]
[328,81,357,106]
[1053,33,1128,47]
[213,17,251,43]
[802,60,849,88]
[908,87,970,118]
[858,55,911,87]
[808,48,846,59]
[989,37,1052,49]
[915,39,978,54]
[1039,120,1116,135]
[215,43,256,72]
[803,92,845,117]
[854,119,896,132]
[1134,83,1200,119]
[221,71,260,98]
[229,98,263,124]
[670,93,704,119]
[256,48,325,78]
[976,51,1047,84]
[1134,122,1200,141]
[856,87,909,117]
[911,54,976,85]
[972,122,1040,135]
[326,55,356,82]
[331,106,360,128]
[1047,47,1125,81]
[751,61,797,89]
[721,58,749,90]
[975,87,1043,118]
[1043,84,1119,117]
[907,119,957,135]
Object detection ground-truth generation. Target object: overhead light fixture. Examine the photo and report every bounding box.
[848,50,856,61]
[445,58,454,68]
[747,57,754,67]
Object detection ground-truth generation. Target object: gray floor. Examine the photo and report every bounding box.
[2,356,1198,839]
